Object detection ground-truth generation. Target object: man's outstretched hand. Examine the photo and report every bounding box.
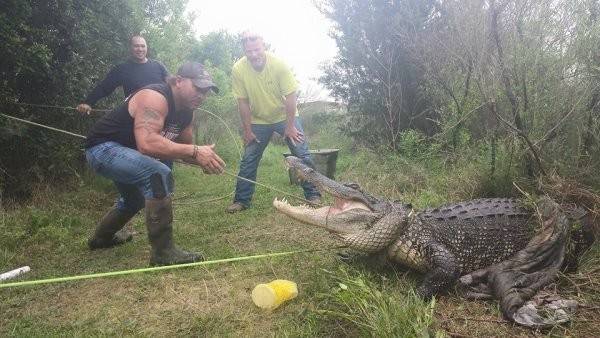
[194,144,225,174]
[77,103,92,115]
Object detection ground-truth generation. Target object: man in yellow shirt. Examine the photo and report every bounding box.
[226,32,321,212]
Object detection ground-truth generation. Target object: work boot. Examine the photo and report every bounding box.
[146,196,203,266]
[88,208,136,249]
[226,202,247,213]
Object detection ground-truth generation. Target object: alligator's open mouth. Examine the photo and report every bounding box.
[273,196,374,233]
[273,196,370,217]
[273,156,378,232]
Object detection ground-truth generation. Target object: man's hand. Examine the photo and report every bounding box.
[284,125,304,146]
[77,103,92,115]
[243,130,259,145]
[193,144,226,174]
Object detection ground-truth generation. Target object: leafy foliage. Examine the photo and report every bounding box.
[0,0,142,200]
[0,0,236,200]
[318,0,437,151]
[188,31,242,158]
[318,0,600,183]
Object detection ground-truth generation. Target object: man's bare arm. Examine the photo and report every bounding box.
[283,92,303,144]
[238,98,257,145]
[131,89,195,160]
[131,90,225,173]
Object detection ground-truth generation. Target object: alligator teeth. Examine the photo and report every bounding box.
[273,197,292,207]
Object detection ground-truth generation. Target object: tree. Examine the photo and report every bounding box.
[418,0,600,178]
[188,31,242,149]
[0,0,197,200]
[317,0,437,151]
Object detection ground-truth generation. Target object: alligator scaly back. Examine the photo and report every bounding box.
[421,198,533,273]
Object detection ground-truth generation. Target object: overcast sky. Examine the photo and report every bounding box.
[186,0,338,100]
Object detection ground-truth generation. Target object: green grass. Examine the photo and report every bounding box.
[1,139,599,337]
[310,267,438,337]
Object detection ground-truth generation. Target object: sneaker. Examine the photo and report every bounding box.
[226,202,247,213]
[307,196,322,206]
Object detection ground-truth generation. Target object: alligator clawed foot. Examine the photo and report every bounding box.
[416,285,434,300]
[336,250,359,263]
[336,250,380,264]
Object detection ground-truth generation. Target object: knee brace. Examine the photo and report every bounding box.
[149,171,174,199]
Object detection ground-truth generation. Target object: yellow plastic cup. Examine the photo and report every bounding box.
[251,279,298,310]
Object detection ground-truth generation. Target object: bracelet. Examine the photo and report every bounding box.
[192,145,198,158]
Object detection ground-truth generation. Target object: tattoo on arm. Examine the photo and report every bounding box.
[142,108,161,132]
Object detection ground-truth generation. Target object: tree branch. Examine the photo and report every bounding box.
[491,101,547,176]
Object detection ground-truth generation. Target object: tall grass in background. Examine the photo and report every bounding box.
[298,102,530,210]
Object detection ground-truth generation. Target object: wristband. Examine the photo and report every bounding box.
[192,145,198,158]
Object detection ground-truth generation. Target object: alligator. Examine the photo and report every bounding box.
[274,156,592,328]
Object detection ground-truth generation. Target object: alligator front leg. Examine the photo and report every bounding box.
[417,243,460,299]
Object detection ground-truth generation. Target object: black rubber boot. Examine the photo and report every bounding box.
[88,208,136,249]
[145,196,203,266]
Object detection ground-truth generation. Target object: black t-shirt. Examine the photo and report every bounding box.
[84,59,168,106]
[85,83,193,150]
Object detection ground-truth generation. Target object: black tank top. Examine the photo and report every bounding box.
[85,83,193,149]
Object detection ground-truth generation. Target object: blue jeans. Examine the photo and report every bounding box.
[233,118,321,206]
[85,141,174,214]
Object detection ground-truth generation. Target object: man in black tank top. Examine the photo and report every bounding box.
[85,62,225,266]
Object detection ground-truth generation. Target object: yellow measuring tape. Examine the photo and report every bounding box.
[0,247,345,289]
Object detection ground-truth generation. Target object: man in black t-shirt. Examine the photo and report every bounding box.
[77,35,168,114]
[85,62,225,266]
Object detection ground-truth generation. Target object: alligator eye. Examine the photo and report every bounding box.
[344,182,361,189]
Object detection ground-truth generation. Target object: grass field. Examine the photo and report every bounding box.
[1,142,599,337]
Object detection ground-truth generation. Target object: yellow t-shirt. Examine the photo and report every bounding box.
[232,52,298,124]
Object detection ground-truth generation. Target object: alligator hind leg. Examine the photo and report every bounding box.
[417,244,460,299]
[338,250,389,268]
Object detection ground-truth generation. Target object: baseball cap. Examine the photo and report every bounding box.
[177,62,219,94]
